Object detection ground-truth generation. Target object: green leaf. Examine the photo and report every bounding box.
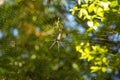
[84,48,90,54]
[86,27,94,32]
[90,66,100,72]
[85,0,89,4]
[70,9,75,15]
[94,61,102,65]
[78,0,81,5]
[96,7,104,17]
[81,4,88,8]
[78,9,88,19]
[78,10,83,18]
[76,45,80,52]
[82,9,88,16]
[72,63,79,71]
[94,21,100,27]
[88,3,95,13]
[110,1,118,8]
[101,67,107,73]
[88,56,94,61]
[70,6,78,15]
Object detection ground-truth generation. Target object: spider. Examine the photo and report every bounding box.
[49,32,64,52]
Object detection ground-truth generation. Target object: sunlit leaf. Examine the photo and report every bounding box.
[87,21,93,27]
[90,66,100,72]
[78,10,83,18]
[95,61,102,65]
[76,45,80,51]
[86,27,94,32]
[100,1,110,10]
[79,9,88,19]
[110,1,118,8]
[84,48,90,54]
[81,4,88,8]
[78,0,81,5]
[70,9,75,15]
[94,21,100,27]
[92,46,97,51]
[88,3,95,13]
[88,56,94,61]
[101,67,107,72]
[96,7,104,17]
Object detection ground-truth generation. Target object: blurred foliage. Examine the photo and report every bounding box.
[71,0,120,79]
[0,0,120,80]
[76,42,110,73]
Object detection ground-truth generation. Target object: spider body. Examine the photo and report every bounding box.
[49,33,64,52]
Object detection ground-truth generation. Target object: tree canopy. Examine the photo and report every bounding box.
[0,0,120,80]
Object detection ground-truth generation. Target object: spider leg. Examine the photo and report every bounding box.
[49,40,56,49]
[57,41,60,52]
[59,42,65,49]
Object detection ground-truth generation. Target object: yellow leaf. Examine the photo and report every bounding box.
[90,66,100,72]
[74,6,78,10]
[76,45,80,51]
[102,57,109,65]
[96,7,104,17]
[88,56,94,61]
[101,67,107,72]
[100,1,110,10]
[102,57,107,63]
[78,10,82,18]
[80,42,84,46]
[84,48,90,54]
[82,9,88,15]
[95,61,102,65]
[85,0,89,3]
[76,45,84,54]
[92,46,96,50]
[94,21,100,27]
[88,3,95,13]
[81,4,88,8]
[86,15,91,19]
[70,6,78,15]
[86,42,90,47]
[70,9,75,15]
[110,1,118,8]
